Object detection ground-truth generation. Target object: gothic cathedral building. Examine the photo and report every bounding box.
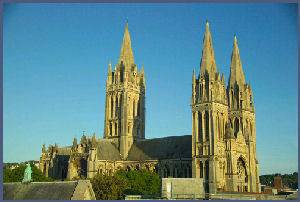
[191,22,260,193]
[39,21,260,194]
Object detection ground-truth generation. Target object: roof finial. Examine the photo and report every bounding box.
[206,19,209,27]
[234,34,237,44]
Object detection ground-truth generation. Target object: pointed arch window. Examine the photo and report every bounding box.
[217,115,221,140]
[119,94,123,116]
[137,99,140,116]
[200,161,203,178]
[133,100,136,117]
[234,118,239,137]
[115,122,118,136]
[205,160,209,180]
[205,111,209,141]
[109,122,112,136]
[111,96,114,118]
[198,112,203,142]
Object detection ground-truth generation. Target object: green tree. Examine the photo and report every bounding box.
[90,170,161,199]
[3,163,52,183]
[115,169,161,197]
[259,172,298,190]
[91,174,127,200]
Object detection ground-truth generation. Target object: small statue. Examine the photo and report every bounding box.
[22,163,32,183]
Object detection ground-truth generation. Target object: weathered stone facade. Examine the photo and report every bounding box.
[39,21,260,194]
[191,22,260,193]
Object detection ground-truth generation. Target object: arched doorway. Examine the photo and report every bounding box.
[237,157,248,192]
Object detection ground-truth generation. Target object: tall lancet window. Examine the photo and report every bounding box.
[109,123,112,136]
[198,111,203,142]
[205,111,209,141]
[217,115,221,140]
[200,83,203,100]
[137,99,140,116]
[119,94,122,116]
[111,96,114,118]
[234,118,239,137]
[133,100,135,117]
[116,96,118,117]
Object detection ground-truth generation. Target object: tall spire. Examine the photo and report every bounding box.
[229,35,246,87]
[200,21,217,78]
[119,22,135,68]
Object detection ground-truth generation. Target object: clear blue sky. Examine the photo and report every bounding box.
[4,3,298,175]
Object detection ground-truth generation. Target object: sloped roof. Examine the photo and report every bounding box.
[4,181,77,200]
[96,140,121,160]
[127,135,192,161]
[4,180,96,200]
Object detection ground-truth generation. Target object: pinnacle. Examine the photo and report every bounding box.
[206,20,209,27]
[234,35,237,44]
[108,63,112,73]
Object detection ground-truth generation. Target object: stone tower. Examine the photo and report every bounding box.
[104,22,146,159]
[226,35,259,193]
[191,22,260,194]
[191,21,228,194]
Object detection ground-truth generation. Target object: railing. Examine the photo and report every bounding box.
[171,193,205,199]
[210,193,256,200]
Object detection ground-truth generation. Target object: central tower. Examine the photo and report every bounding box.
[104,23,146,159]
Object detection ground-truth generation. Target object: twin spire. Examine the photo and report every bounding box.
[119,22,135,67]
[116,21,246,87]
[229,35,246,87]
[200,21,217,77]
[199,21,246,87]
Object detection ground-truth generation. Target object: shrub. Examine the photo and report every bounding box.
[91,174,127,200]
[115,169,161,197]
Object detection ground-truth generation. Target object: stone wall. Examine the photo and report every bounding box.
[161,178,204,199]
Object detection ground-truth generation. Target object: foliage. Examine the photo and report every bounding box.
[90,173,127,200]
[115,169,161,197]
[3,163,53,183]
[90,169,161,200]
[259,172,298,189]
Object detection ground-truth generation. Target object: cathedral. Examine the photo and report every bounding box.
[39,21,260,193]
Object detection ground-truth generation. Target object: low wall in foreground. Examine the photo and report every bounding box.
[161,178,204,199]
